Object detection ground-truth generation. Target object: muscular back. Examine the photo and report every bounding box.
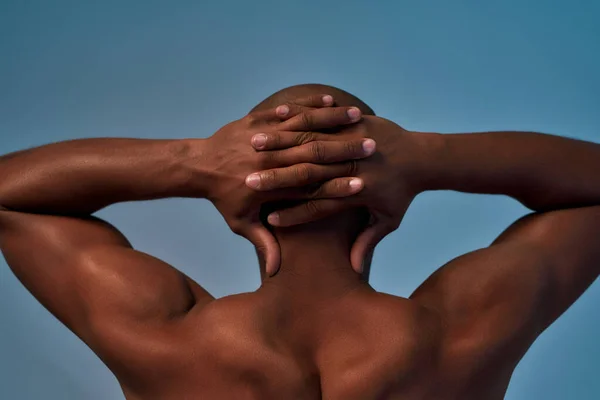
[1,205,598,399]
[104,289,442,400]
[104,284,522,400]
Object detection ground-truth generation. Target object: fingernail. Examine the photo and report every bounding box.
[349,178,363,192]
[362,139,376,154]
[252,134,267,149]
[245,174,261,189]
[276,105,289,116]
[268,212,280,226]
[347,107,361,122]
[322,95,333,105]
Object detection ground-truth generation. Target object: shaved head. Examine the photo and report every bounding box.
[249,83,377,280]
[251,84,374,277]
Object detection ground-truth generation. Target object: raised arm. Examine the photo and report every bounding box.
[406,130,600,389]
[249,120,600,266]
[409,129,600,312]
[0,137,215,380]
[0,102,373,379]
[421,130,600,211]
[249,119,600,374]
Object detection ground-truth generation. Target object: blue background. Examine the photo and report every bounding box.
[1,1,598,399]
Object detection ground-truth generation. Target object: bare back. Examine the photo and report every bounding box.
[1,205,598,399]
[101,290,439,400]
[102,285,526,400]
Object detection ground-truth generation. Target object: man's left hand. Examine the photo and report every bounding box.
[246,115,437,273]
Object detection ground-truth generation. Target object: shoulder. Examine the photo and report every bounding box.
[195,292,270,349]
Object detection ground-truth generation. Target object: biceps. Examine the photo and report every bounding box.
[411,244,550,329]
[416,211,599,323]
[495,207,600,324]
[409,245,556,380]
[0,211,210,339]
[0,211,113,327]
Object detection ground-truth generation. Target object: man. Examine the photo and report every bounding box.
[1,83,598,399]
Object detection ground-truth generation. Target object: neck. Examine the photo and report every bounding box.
[258,222,371,306]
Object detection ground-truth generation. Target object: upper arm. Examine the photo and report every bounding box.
[410,206,600,369]
[0,208,214,359]
[488,206,600,325]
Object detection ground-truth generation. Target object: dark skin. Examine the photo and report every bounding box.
[1,84,599,399]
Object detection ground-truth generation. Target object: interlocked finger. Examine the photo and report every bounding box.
[246,162,359,191]
[279,106,362,132]
[289,94,335,108]
[252,130,343,151]
[249,94,335,124]
[264,139,376,166]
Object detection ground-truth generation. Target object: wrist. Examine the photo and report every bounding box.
[175,138,215,199]
[406,130,446,194]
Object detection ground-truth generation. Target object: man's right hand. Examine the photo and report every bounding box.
[246,115,440,273]
[202,97,378,275]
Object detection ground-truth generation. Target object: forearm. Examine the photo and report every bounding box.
[0,138,208,215]
[422,131,600,211]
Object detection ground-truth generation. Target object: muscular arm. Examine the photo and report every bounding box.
[422,131,600,211]
[0,138,206,215]
[0,138,215,372]
[410,131,600,384]
[0,105,368,377]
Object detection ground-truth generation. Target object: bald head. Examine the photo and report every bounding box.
[251,84,373,273]
[251,83,375,116]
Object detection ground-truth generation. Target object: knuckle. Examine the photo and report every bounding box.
[261,169,278,187]
[335,179,348,192]
[344,141,359,157]
[294,164,312,184]
[310,142,326,162]
[308,94,320,106]
[246,113,259,126]
[304,200,320,216]
[300,112,312,129]
[269,133,282,149]
[310,94,325,107]
[296,131,315,145]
